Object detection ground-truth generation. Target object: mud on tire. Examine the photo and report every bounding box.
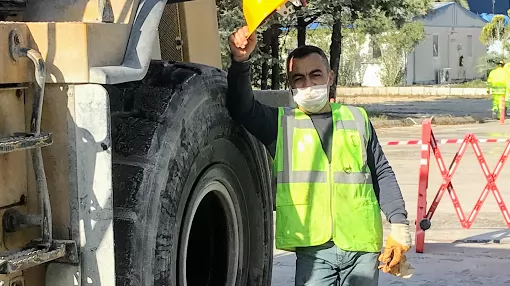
[106,61,273,286]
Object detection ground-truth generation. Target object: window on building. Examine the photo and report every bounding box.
[467,35,473,57]
[371,39,381,59]
[433,35,439,57]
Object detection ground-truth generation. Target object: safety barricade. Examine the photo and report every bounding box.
[411,119,510,253]
[382,119,510,253]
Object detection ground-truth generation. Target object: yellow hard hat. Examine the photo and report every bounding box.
[243,0,305,35]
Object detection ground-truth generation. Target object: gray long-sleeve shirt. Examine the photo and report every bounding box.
[226,60,408,224]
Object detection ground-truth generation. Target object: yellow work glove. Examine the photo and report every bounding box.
[381,254,415,279]
[378,222,412,274]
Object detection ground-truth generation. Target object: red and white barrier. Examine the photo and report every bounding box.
[406,119,510,253]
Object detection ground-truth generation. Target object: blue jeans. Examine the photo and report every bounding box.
[294,241,379,286]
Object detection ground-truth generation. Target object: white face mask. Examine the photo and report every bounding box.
[291,81,330,113]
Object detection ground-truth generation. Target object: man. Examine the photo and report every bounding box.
[487,60,510,119]
[227,26,411,286]
[503,60,510,74]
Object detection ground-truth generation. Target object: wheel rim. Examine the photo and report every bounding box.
[178,172,241,286]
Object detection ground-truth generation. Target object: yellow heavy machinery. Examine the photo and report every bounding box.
[0,0,302,285]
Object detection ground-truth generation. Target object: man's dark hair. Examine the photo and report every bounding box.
[286,45,330,73]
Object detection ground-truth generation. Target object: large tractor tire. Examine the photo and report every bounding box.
[106,61,274,286]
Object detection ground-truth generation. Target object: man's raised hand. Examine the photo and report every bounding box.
[228,26,257,62]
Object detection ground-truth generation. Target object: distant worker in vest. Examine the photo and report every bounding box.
[227,26,412,286]
[503,60,510,75]
[487,60,510,119]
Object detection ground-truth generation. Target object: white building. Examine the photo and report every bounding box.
[361,2,488,86]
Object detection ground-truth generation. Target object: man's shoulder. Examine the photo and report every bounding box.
[333,102,366,109]
[333,103,369,118]
[277,106,294,115]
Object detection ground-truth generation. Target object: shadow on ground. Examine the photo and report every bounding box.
[346,98,492,120]
[453,229,510,243]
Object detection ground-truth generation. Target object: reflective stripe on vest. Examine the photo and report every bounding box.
[488,68,508,95]
[274,103,383,252]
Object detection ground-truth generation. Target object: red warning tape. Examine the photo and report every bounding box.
[383,138,509,145]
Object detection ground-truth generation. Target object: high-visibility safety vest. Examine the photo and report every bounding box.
[504,63,510,75]
[273,103,383,252]
[487,67,509,95]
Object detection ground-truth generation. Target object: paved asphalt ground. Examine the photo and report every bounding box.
[271,98,510,286]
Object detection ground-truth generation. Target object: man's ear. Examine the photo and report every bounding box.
[328,70,335,86]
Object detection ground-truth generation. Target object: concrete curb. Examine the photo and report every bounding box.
[337,87,486,97]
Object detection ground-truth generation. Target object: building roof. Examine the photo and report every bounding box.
[417,1,488,25]
[432,2,454,10]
